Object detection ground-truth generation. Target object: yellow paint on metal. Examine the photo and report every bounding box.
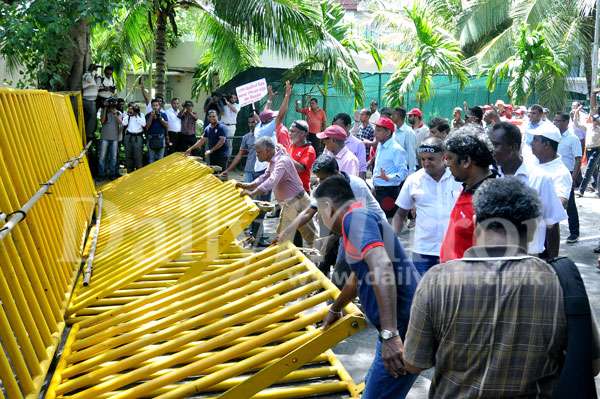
[0,88,95,398]
[66,155,259,319]
[47,243,366,398]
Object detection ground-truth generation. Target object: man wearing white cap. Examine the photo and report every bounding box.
[531,123,573,207]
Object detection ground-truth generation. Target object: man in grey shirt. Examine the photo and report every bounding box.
[98,99,122,179]
[221,115,258,183]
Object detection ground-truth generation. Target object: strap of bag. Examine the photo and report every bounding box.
[548,256,597,399]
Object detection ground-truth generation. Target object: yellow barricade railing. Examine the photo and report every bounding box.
[67,154,259,320]
[0,89,95,398]
[47,242,366,399]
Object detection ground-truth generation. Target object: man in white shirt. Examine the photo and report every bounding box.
[82,63,100,142]
[222,94,240,157]
[368,100,380,124]
[523,104,554,163]
[391,107,417,173]
[393,137,462,274]
[164,98,181,155]
[531,123,573,207]
[122,103,146,172]
[555,112,582,243]
[408,108,430,147]
[96,66,116,106]
[490,122,567,259]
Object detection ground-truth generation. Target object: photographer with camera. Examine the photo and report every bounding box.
[98,97,123,180]
[222,94,240,158]
[177,100,199,152]
[122,103,146,172]
[96,66,116,110]
[145,98,169,163]
[203,92,223,127]
[82,63,100,141]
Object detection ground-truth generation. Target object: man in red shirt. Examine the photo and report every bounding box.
[296,97,327,155]
[288,120,316,193]
[440,128,496,262]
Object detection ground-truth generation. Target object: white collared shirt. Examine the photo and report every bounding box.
[395,168,462,256]
[122,114,146,133]
[498,160,567,254]
[165,108,181,132]
[557,130,582,172]
[222,102,240,125]
[537,156,573,202]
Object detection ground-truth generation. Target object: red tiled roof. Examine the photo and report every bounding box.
[338,0,359,11]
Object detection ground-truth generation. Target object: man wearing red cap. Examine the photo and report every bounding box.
[319,125,359,176]
[408,108,430,147]
[373,117,409,218]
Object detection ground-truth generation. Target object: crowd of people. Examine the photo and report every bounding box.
[82,63,242,179]
[82,66,600,396]
[225,82,600,397]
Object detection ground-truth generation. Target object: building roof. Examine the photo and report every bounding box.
[337,0,359,11]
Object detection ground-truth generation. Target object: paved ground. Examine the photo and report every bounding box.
[253,180,600,397]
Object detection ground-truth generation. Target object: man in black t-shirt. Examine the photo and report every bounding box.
[185,110,228,169]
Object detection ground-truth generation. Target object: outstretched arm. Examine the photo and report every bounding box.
[276,80,292,126]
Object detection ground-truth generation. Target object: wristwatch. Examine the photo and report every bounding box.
[379,329,399,341]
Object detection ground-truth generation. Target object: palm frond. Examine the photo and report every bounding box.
[210,0,323,57]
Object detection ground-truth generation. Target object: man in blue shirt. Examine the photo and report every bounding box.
[185,110,228,169]
[318,175,420,399]
[373,117,408,218]
[144,98,169,163]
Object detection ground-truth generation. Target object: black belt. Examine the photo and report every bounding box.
[126,132,143,136]
[224,123,236,126]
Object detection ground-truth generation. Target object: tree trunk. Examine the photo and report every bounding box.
[154,10,167,99]
[66,20,90,91]
[322,71,328,112]
[38,19,89,91]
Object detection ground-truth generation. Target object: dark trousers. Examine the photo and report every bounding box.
[177,134,197,153]
[250,170,271,240]
[412,253,439,275]
[207,152,228,170]
[166,131,179,155]
[374,185,402,218]
[579,147,600,195]
[83,99,97,141]
[307,133,323,156]
[567,187,580,236]
[124,133,144,172]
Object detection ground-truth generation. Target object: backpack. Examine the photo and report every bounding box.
[548,256,598,399]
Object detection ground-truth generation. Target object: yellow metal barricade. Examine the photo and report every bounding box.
[67,155,259,320]
[0,89,96,398]
[47,242,366,399]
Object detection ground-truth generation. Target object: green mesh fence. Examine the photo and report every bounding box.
[218,68,511,152]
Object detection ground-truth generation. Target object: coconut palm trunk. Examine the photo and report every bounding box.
[154,10,168,99]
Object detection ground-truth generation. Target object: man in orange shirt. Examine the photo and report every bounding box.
[296,97,327,155]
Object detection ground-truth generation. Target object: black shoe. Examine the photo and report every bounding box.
[594,245,600,254]
[566,234,579,244]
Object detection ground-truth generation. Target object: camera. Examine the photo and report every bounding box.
[104,97,118,108]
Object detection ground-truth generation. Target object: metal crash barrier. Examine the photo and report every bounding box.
[1,89,365,398]
[67,155,259,320]
[47,242,366,399]
[0,89,95,398]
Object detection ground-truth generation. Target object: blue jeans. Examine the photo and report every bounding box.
[579,147,600,195]
[244,171,255,183]
[98,139,118,178]
[412,253,439,275]
[148,147,165,163]
[362,340,418,399]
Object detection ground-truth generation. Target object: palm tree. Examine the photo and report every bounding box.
[452,0,593,108]
[283,0,382,110]
[486,24,567,109]
[95,0,326,98]
[377,4,468,107]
